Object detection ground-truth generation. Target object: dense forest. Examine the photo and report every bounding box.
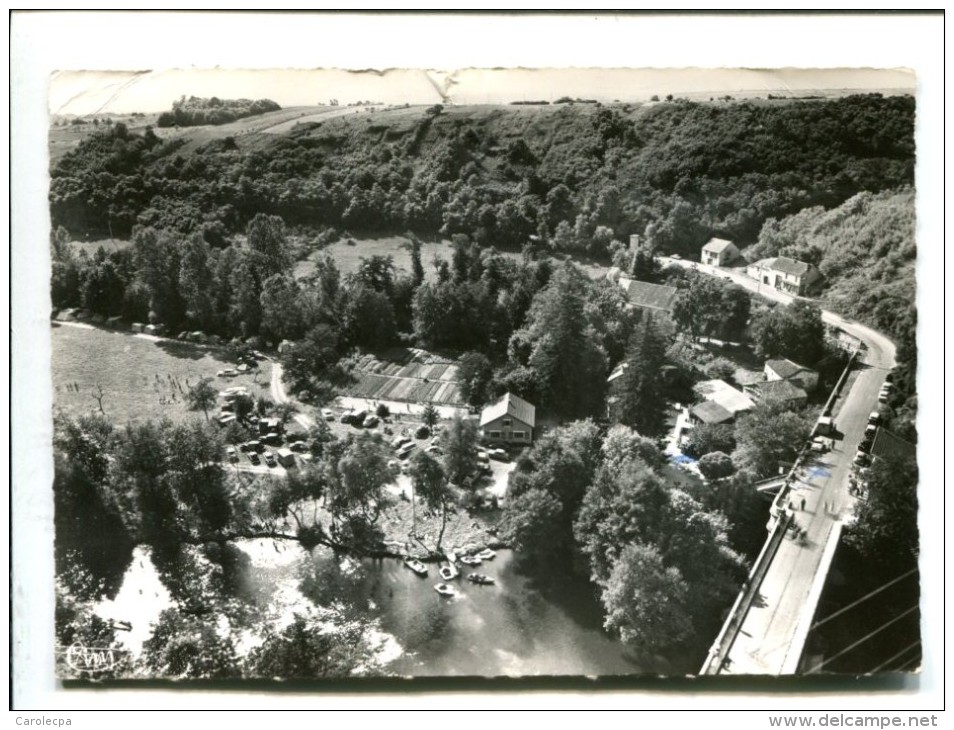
[50,94,914,249]
[156,96,281,128]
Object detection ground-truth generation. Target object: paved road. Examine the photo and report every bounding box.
[661,258,897,674]
[270,360,316,431]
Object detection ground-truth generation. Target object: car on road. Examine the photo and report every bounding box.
[249,452,261,465]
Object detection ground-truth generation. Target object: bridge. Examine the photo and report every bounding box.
[658,257,897,676]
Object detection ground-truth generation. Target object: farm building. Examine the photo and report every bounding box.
[746,256,822,296]
[479,392,536,445]
[743,378,808,408]
[701,238,740,267]
[617,278,678,316]
[764,358,819,392]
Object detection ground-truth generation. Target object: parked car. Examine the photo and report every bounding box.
[322,408,334,421]
[340,412,356,425]
[868,411,881,425]
[217,369,239,378]
[249,452,261,465]
[262,432,282,446]
[289,440,307,453]
[363,414,380,429]
[488,448,509,462]
[392,436,412,450]
[397,443,416,460]
[246,440,262,453]
[264,452,277,467]
[226,446,238,463]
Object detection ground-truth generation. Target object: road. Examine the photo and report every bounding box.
[269,360,316,431]
[662,258,897,675]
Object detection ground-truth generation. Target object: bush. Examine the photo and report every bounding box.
[698,451,735,480]
[705,357,737,381]
[376,403,390,419]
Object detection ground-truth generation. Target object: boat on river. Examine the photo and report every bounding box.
[477,548,497,561]
[439,564,459,581]
[434,583,457,597]
[467,573,495,585]
[459,555,482,566]
[444,549,458,564]
[403,557,428,576]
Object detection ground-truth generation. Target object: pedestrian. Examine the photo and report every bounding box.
[801,497,806,511]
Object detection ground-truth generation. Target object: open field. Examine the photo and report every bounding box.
[345,348,463,406]
[51,323,271,425]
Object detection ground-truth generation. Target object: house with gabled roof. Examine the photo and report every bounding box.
[765,358,819,392]
[746,256,822,296]
[701,237,741,267]
[617,277,678,315]
[479,392,536,445]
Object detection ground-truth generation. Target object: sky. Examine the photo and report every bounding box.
[48,66,916,116]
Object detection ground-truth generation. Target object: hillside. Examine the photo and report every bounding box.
[49,94,914,251]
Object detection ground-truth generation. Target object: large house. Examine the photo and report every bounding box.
[617,277,678,316]
[746,256,822,296]
[701,237,741,267]
[479,392,536,446]
[764,358,819,392]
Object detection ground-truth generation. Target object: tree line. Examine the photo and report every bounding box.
[156,96,281,128]
[50,95,914,253]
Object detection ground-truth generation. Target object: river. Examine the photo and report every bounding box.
[359,550,645,677]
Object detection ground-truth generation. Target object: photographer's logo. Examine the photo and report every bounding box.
[64,641,129,673]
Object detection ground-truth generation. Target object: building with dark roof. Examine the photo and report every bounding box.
[618,277,678,314]
[690,400,735,426]
[765,358,819,392]
[746,256,822,296]
[479,392,536,445]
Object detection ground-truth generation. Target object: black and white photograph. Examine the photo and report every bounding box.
[11,10,944,716]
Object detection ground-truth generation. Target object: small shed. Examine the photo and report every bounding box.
[690,401,735,426]
[276,448,296,468]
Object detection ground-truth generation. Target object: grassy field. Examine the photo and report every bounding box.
[51,323,271,425]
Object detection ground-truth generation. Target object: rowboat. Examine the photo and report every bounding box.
[403,557,428,576]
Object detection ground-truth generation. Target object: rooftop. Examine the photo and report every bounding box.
[480,392,536,428]
[694,379,755,414]
[772,256,813,277]
[766,358,816,381]
[703,237,736,253]
[747,378,808,402]
[690,400,734,425]
[618,278,678,312]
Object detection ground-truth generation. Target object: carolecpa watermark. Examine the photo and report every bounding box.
[63,641,130,673]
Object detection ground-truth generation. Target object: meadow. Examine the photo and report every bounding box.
[51,323,270,425]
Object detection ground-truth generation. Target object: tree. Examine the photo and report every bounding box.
[683,423,736,460]
[698,451,735,480]
[751,299,825,364]
[344,284,395,350]
[843,453,918,573]
[615,315,669,437]
[407,450,452,551]
[498,488,565,563]
[600,542,693,653]
[248,614,373,679]
[456,352,493,408]
[420,403,439,431]
[672,273,750,343]
[733,399,814,477]
[575,457,671,583]
[522,262,607,418]
[187,377,218,421]
[143,608,239,679]
[441,413,478,487]
[231,393,255,423]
